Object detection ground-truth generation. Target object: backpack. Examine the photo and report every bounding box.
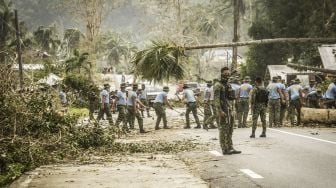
[255,87,269,105]
[224,83,236,101]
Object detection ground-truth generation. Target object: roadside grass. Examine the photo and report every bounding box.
[69,107,89,117]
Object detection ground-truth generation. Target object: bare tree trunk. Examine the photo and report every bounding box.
[184,38,336,50]
[176,0,182,35]
[232,0,239,71]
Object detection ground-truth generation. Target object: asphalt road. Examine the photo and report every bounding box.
[179,127,336,188]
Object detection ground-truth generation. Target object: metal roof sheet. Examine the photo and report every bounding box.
[318,44,336,70]
[266,65,310,85]
[267,65,298,78]
[12,64,44,70]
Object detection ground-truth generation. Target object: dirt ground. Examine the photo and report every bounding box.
[10,108,212,188]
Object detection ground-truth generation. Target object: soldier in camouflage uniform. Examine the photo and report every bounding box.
[266,77,284,127]
[250,77,268,138]
[214,67,241,155]
[115,83,129,132]
[153,86,174,130]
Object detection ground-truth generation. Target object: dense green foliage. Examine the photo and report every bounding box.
[244,0,336,78]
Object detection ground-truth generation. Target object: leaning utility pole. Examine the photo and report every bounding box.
[14,10,23,90]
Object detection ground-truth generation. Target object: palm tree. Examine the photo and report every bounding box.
[99,32,137,66]
[132,40,186,83]
[33,25,61,54]
[65,49,91,77]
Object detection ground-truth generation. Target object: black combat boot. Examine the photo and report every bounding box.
[224,148,242,155]
[260,127,266,137]
[250,127,256,138]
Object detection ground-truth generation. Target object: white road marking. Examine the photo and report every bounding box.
[209,150,222,156]
[240,169,264,179]
[269,128,336,145]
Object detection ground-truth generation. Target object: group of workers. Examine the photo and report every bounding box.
[85,68,336,155]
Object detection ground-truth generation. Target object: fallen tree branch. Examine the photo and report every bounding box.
[184,38,336,50]
[287,63,336,74]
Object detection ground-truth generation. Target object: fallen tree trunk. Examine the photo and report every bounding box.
[287,63,336,75]
[184,38,336,50]
[301,108,329,123]
[301,107,336,124]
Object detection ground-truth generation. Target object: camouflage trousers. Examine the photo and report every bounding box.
[140,99,150,117]
[205,101,219,126]
[203,103,213,126]
[288,99,302,125]
[268,99,281,127]
[97,103,114,126]
[127,106,144,131]
[153,103,167,128]
[218,113,234,152]
[237,98,249,127]
[115,105,128,130]
[185,102,201,128]
[252,103,267,133]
